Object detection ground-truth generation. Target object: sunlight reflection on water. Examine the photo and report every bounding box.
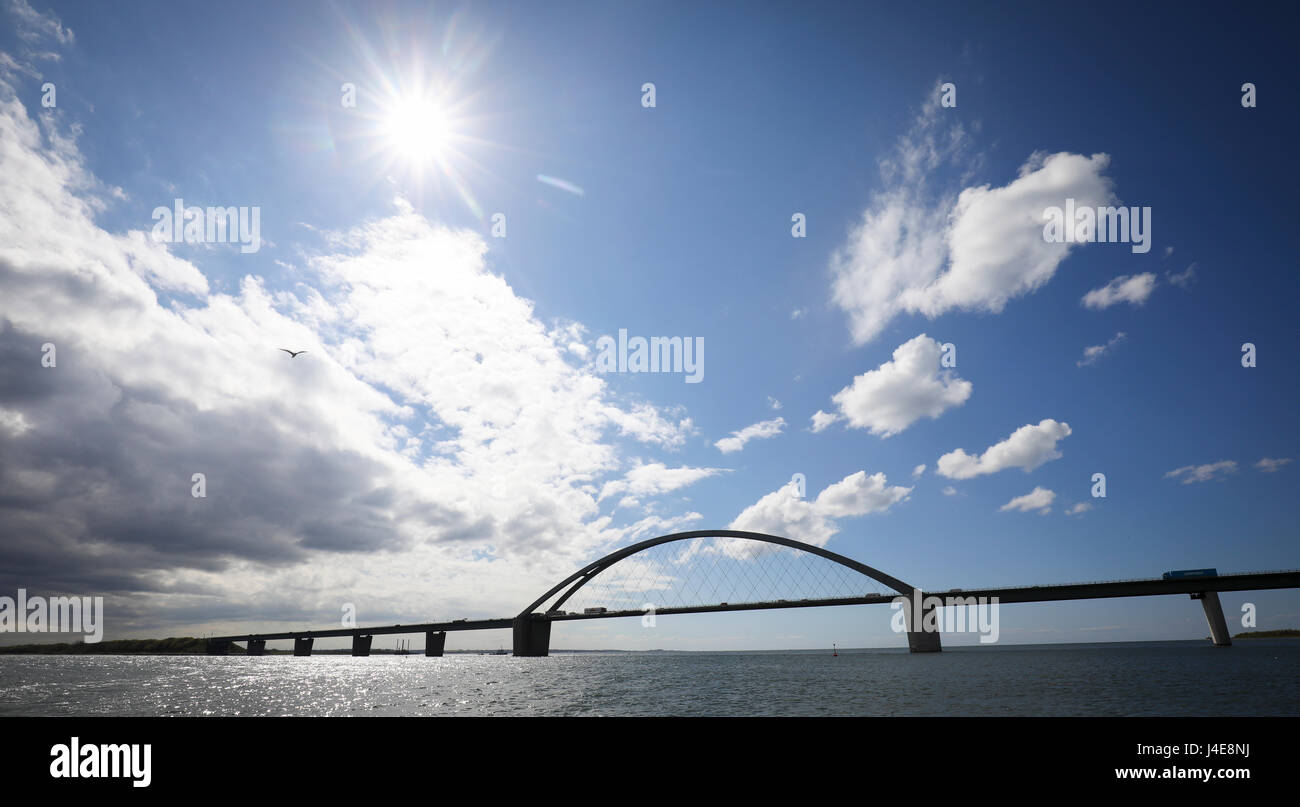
[2,641,1297,716]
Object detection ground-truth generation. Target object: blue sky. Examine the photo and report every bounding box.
[1,0,1297,650]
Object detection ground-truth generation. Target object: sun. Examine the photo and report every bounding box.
[353,71,488,217]
[381,95,455,168]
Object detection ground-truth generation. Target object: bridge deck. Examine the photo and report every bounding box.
[209,570,1300,644]
[210,618,512,642]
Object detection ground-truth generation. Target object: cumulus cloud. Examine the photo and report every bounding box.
[1164,461,1238,484]
[1256,457,1294,473]
[912,463,926,478]
[829,85,1116,345]
[1065,502,1093,516]
[941,485,957,496]
[600,401,694,448]
[937,419,1072,479]
[1000,487,1056,514]
[727,470,912,551]
[0,69,708,632]
[715,417,785,454]
[1081,273,1157,309]
[810,409,839,433]
[1077,331,1126,367]
[825,334,972,437]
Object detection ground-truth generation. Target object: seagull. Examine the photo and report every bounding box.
[279,349,308,358]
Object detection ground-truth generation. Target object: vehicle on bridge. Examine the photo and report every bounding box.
[1162,568,1218,580]
[206,530,1300,660]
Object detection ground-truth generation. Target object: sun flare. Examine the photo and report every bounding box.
[382,95,454,167]
[357,69,486,217]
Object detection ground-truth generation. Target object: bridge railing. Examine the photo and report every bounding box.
[929,569,1300,593]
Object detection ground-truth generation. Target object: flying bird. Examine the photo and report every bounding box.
[279,349,308,358]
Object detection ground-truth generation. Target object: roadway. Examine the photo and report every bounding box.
[209,569,1300,644]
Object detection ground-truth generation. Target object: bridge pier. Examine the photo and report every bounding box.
[205,639,231,655]
[246,639,266,656]
[351,634,373,656]
[907,627,942,653]
[512,615,552,657]
[903,593,943,653]
[1193,591,1232,646]
[425,631,446,657]
[293,637,314,656]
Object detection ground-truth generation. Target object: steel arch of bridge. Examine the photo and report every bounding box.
[517,529,921,619]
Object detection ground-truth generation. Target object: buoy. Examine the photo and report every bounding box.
[832,643,838,657]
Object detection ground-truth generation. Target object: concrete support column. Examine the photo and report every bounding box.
[908,627,943,653]
[206,639,231,655]
[903,592,943,653]
[512,615,552,657]
[293,637,314,656]
[351,634,373,656]
[424,631,446,657]
[1195,591,1232,646]
[246,639,266,656]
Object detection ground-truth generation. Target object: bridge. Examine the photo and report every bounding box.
[206,530,1300,656]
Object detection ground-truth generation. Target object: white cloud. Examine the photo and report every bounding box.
[826,334,972,437]
[912,463,926,478]
[1000,487,1055,514]
[0,407,33,435]
[1081,273,1157,309]
[1164,461,1238,484]
[941,485,957,496]
[727,471,912,551]
[790,307,806,320]
[1255,457,1292,473]
[815,471,912,517]
[767,396,782,411]
[0,70,712,629]
[0,50,40,80]
[117,229,210,294]
[937,419,1072,479]
[620,511,706,544]
[1166,262,1197,289]
[598,462,726,503]
[715,417,785,454]
[810,409,839,433]
[7,0,75,46]
[601,402,694,448]
[1077,331,1126,367]
[829,86,1116,345]
[1065,502,1093,516]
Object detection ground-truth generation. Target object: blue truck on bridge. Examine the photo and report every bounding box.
[1162,568,1218,580]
